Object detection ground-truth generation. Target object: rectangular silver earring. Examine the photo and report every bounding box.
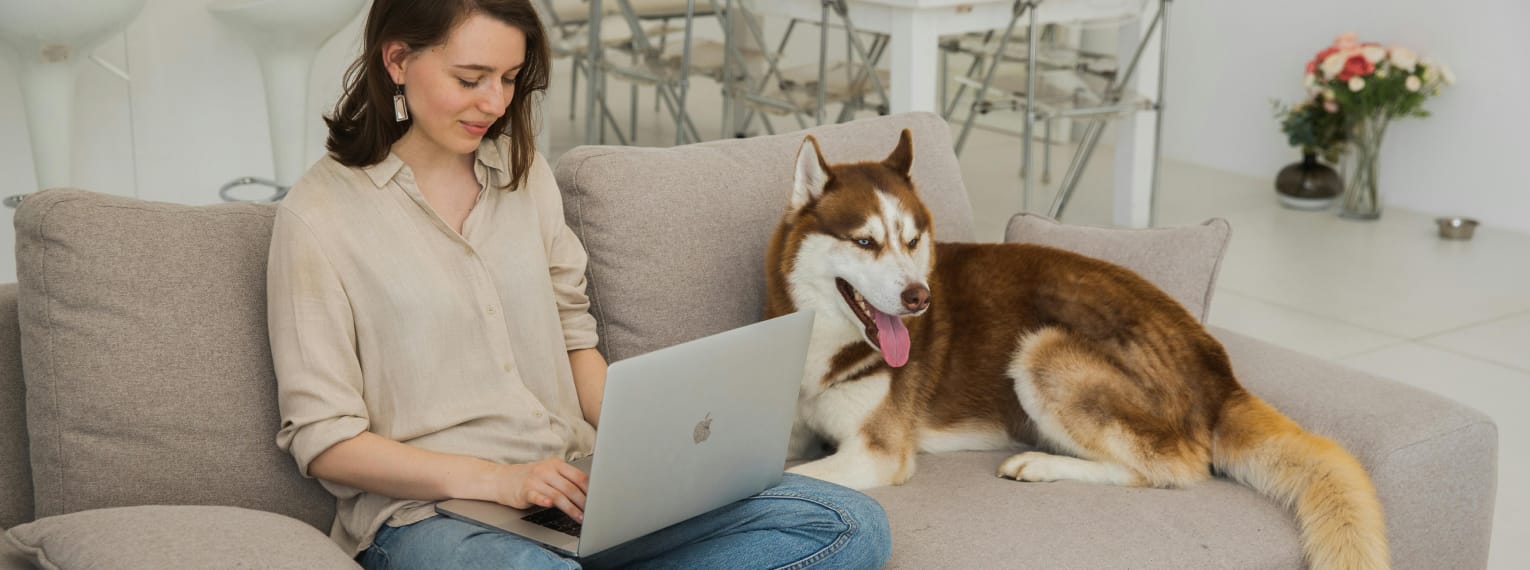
[393,87,409,122]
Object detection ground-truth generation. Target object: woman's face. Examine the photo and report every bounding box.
[386,13,527,156]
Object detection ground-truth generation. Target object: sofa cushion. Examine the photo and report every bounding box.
[867,450,1303,569]
[3,506,357,570]
[1004,213,1231,322]
[867,325,1497,569]
[0,284,30,531]
[555,112,976,362]
[13,189,333,530]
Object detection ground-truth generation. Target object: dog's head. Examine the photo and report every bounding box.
[781,129,934,368]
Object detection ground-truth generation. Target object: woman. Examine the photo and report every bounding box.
[266,1,892,568]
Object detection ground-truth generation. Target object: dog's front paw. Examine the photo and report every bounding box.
[787,459,845,483]
[789,456,889,490]
[997,451,1063,482]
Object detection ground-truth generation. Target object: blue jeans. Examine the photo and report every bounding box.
[359,474,891,570]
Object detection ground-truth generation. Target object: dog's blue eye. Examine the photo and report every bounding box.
[855,238,874,247]
[908,238,919,248]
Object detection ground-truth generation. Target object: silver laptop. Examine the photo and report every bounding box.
[436,310,814,559]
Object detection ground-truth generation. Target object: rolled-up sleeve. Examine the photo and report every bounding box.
[548,223,599,351]
[268,207,370,478]
[531,153,599,352]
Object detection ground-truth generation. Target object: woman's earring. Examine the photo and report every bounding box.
[393,85,409,122]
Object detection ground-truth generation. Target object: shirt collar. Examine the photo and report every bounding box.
[362,135,511,188]
[362,152,406,188]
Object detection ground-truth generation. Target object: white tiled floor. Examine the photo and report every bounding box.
[542,64,1527,568]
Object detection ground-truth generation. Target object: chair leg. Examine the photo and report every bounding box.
[816,2,829,125]
[943,30,995,119]
[1150,0,1171,226]
[1021,1,1038,211]
[831,1,889,116]
[630,51,640,142]
[955,0,1028,155]
[1043,118,1052,184]
[1049,0,1167,220]
[570,56,581,120]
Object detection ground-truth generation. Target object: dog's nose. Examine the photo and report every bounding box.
[901,284,931,312]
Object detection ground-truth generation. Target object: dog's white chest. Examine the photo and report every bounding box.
[801,371,891,444]
[797,317,867,395]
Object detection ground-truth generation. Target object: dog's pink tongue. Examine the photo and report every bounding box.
[872,309,910,368]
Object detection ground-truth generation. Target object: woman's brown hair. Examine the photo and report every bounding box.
[325,0,550,190]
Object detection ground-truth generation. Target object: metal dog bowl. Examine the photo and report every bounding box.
[1435,217,1479,240]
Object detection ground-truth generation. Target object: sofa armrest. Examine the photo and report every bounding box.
[1212,326,1497,569]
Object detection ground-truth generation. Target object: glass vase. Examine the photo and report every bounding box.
[1339,113,1388,220]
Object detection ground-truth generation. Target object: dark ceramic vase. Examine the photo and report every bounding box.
[1274,152,1343,211]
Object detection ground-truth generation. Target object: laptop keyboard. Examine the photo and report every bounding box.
[523,508,583,537]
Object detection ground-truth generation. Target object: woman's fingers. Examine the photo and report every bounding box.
[532,480,585,522]
[554,461,591,493]
[543,471,587,511]
[551,493,584,523]
[525,491,547,508]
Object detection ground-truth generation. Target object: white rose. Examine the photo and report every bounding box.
[1349,76,1365,92]
[1320,52,1347,79]
[1323,88,1336,101]
[1376,67,1389,79]
[1389,46,1418,72]
[1405,75,1422,92]
[1422,63,1440,82]
[1362,45,1386,64]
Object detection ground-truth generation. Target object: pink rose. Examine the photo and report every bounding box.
[1334,33,1360,51]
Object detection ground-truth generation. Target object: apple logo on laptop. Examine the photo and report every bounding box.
[693,413,712,444]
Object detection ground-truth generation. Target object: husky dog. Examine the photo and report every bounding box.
[765,130,1388,570]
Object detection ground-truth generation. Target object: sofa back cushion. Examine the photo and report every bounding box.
[1004,213,1232,322]
[554,112,975,362]
[13,189,334,530]
[0,284,31,530]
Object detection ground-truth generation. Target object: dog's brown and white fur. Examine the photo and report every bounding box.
[765,130,1389,570]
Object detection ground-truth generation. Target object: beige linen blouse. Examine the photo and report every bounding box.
[267,135,598,556]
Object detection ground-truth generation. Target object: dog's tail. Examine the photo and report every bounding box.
[1211,388,1389,570]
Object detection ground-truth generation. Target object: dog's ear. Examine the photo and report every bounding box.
[791,135,832,211]
[882,128,913,178]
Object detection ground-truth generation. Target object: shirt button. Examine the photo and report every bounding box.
[503,363,513,373]
[485,305,497,315]
[533,411,544,418]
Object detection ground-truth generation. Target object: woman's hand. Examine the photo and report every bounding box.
[497,458,590,522]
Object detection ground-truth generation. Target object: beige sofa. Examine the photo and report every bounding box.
[1,113,1497,569]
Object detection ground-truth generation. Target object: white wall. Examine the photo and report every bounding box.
[1159,0,1530,234]
[4,0,1526,286]
[0,0,369,283]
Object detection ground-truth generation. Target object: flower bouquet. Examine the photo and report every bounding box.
[1303,33,1453,218]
